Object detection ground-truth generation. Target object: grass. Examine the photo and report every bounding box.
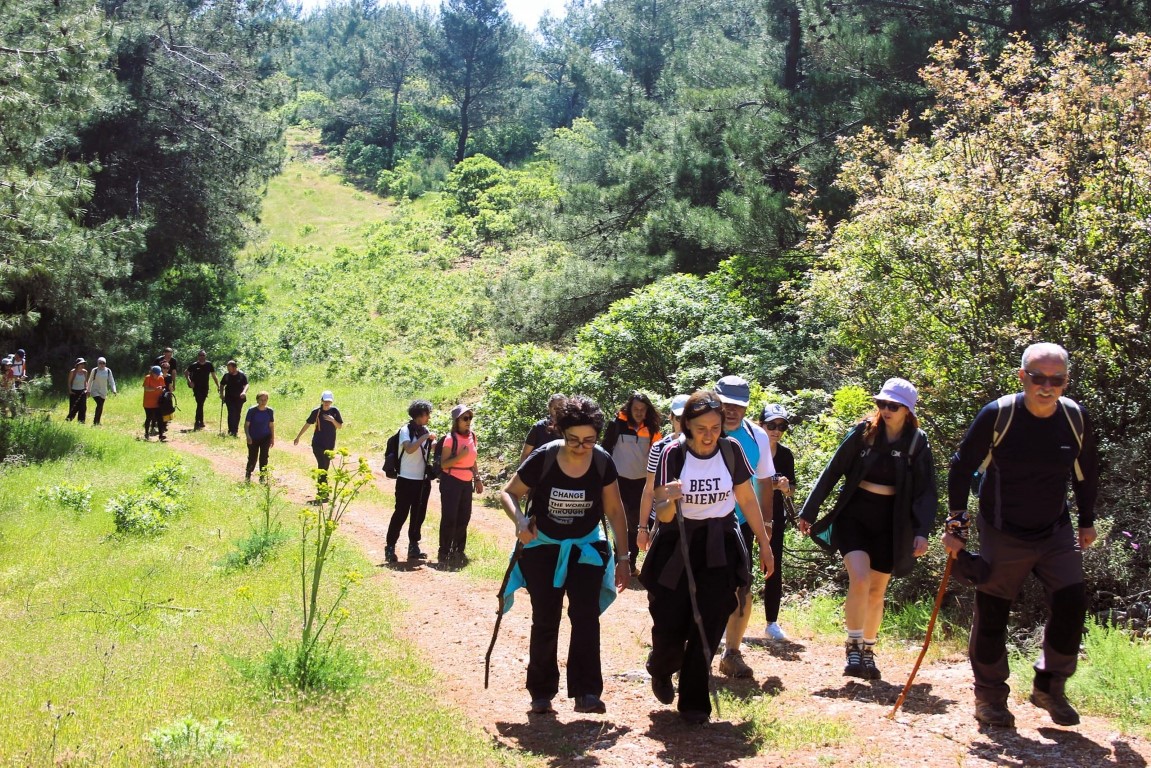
[0,424,534,767]
[719,689,853,751]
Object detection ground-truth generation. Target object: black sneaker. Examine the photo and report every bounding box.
[1030,687,1080,726]
[573,694,607,714]
[384,546,398,564]
[860,647,881,680]
[408,545,427,560]
[844,641,866,678]
[647,661,675,705]
[529,698,554,714]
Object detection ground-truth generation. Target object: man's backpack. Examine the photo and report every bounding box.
[970,393,1086,495]
[427,433,461,481]
[382,427,404,479]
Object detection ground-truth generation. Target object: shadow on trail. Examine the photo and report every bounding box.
[970,725,1148,767]
[743,636,805,661]
[496,717,631,766]
[643,709,760,767]
[812,679,956,715]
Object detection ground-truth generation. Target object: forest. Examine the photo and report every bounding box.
[4,0,1151,617]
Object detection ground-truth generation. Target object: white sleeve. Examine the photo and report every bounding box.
[751,423,776,479]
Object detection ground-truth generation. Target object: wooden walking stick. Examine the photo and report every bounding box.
[484,539,525,689]
[888,551,956,719]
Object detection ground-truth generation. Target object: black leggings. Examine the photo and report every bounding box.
[246,436,271,477]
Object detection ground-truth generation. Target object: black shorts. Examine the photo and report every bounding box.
[835,488,895,574]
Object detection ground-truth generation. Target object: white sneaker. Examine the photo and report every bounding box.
[765,622,788,641]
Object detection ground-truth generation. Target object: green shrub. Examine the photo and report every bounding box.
[37,483,93,515]
[145,715,244,765]
[0,416,83,465]
[109,490,180,536]
[244,641,365,696]
[142,459,190,498]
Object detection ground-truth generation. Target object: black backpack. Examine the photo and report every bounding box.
[427,433,461,481]
[383,427,404,478]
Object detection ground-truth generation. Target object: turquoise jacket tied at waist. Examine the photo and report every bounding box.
[499,527,618,615]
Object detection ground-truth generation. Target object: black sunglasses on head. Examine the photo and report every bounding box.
[1024,370,1068,388]
[684,399,723,418]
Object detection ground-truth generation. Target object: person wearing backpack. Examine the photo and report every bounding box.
[498,395,630,715]
[759,403,797,642]
[602,392,662,576]
[86,357,117,426]
[941,343,1099,729]
[643,391,773,725]
[385,400,437,563]
[438,404,483,565]
[519,393,566,464]
[797,378,937,682]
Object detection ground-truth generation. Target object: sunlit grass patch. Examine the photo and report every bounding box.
[720,688,853,751]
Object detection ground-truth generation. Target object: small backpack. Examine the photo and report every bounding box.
[382,426,404,479]
[970,393,1086,495]
[427,433,461,481]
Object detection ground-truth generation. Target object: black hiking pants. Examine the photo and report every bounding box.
[438,474,473,558]
[387,476,431,548]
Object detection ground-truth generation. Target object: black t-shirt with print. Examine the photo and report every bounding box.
[518,446,619,540]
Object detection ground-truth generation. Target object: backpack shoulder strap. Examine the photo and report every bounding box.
[717,436,738,480]
[538,441,563,480]
[591,444,610,481]
[977,393,1018,474]
[1059,396,1086,482]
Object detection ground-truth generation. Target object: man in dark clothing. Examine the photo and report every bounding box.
[943,342,1099,729]
[218,360,249,437]
[184,349,219,430]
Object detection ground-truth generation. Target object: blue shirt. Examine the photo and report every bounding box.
[246,406,274,442]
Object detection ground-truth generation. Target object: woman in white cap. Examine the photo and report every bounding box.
[86,357,117,426]
[65,358,89,423]
[438,404,483,565]
[293,390,343,496]
[797,378,937,680]
[759,403,796,641]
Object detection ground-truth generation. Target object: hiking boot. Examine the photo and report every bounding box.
[974,700,1016,728]
[718,649,753,678]
[1030,686,1080,726]
[647,660,675,705]
[529,698,554,715]
[860,647,881,680]
[765,622,788,642]
[844,641,866,679]
[408,545,426,560]
[680,710,709,725]
[384,546,398,564]
[573,694,607,714]
[244,473,252,483]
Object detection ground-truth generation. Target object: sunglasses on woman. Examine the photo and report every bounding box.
[764,421,789,432]
[874,400,903,413]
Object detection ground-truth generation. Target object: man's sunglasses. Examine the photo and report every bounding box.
[764,421,789,432]
[1024,370,1067,388]
[684,399,723,418]
[874,400,903,413]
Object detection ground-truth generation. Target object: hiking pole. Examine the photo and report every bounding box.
[781,493,799,528]
[218,398,224,436]
[484,539,525,689]
[674,498,721,717]
[888,550,956,719]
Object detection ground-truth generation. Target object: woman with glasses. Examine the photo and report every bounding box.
[499,396,630,715]
[602,392,662,576]
[438,404,483,565]
[797,378,937,681]
[643,391,773,724]
[759,404,796,641]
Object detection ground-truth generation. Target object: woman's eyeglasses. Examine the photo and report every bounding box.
[1024,370,1068,388]
[874,400,903,413]
[684,399,723,418]
[764,421,789,432]
[563,434,598,448]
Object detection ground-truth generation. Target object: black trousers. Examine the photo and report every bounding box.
[387,476,431,548]
[144,407,166,437]
[225,398,244,436]
[92,396,106,425]
[67,390,87,422]
[519,541,608,701]
[617,475,645,568]
[438,474,473,556]
[192,389,209,427]
[645,523,740,716]
[246,436,271,477]
[761,503,787,623]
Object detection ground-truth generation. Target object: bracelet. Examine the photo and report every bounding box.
[638,527,649,532]
[615,552,630,562]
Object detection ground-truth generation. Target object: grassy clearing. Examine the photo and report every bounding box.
[719,689,853,751]
[0,425,532,767]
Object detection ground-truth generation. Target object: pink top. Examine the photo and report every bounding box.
[443,431,478,482]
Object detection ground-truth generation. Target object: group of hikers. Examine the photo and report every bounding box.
[382,341,1094,730]
[48,339,1098,730]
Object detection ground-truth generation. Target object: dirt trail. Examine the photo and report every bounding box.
[166,420,1150,767]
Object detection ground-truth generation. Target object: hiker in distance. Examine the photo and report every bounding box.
[293,390,343,497]
[87,357,117,426]
[713,375,778,679]
[243,392,274,482]
[942,342,1099,729]
[142,365,169,442]
[438,404,483,565]
[499,395,630,716]
[602,391,662,576]
[65,358,89,423]
[184,349,219,431]
[519,393,566,464]
[760,403,797,642]
[385,400,436,563]
[797,378,936,681]
[219,360,249,437]
[643,391,773,725]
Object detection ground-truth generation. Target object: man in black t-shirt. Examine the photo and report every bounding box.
[184,349,219,430]
[944,342,1099,729]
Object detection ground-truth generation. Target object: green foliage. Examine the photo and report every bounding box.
[717,689,853,751]
[145,715,244,766]
[38,483,93,516]
[110,459,188,535]
[223,469,287,570]
[0,416,83,465]
[143,460,191,497]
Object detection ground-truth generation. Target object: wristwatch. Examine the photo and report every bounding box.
[615,551,630,563]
